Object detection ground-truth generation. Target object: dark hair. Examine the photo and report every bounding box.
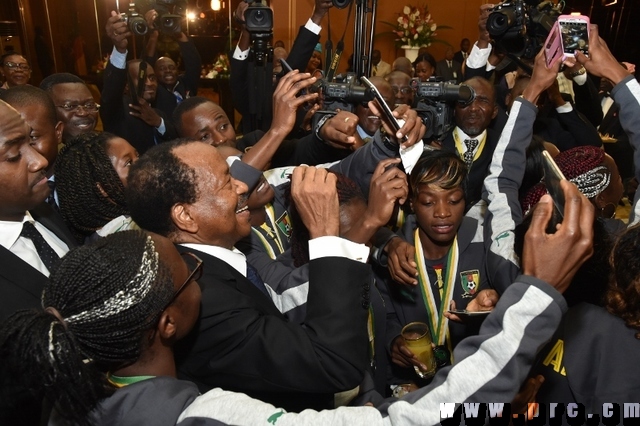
[0,85,57,125]
[520,134,546,199]
[412,53,436,71]
[1,52,26,65]
[289,173,365,267]
[0,231,174,425]
[39,72,86,92]
[126,139,199,236]
[409,149,468,199]
[606,224,640,338]
[55,132,129,242]
[172,96,215,136]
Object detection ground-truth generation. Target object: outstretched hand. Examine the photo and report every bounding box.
[271,71,319,136]
[522,180,594,293]
[521,47,562,105]
[106,11,131,53]
[575,24,630,86]
[291,167,339,239]
[366,103,426,149]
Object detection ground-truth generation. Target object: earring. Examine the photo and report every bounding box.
[600,202,617,219]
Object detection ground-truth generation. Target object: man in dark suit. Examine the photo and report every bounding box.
[453,38,470,65]
[435,47,462,83]
[0,100,77,322]
[100,12,177,155]
[440,77,499,208]
[126,139,371,412]
[231,0,332,134]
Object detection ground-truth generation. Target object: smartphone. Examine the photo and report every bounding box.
[558,14,590,57]
[360,76,407,141]
[542,150,567,232]
[128,61,147,106]
[448,310,491,317]
[280,58,293,74]
[544,22,563,68]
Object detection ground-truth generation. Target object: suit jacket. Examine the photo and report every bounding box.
[435,59,462,83]
[231,25,319,134]
[174,247,371,412]
[0,203,77,322]
[100,62,177,155]
[453,50,468,66]
[372,60,391,77]
[441,127,500,207]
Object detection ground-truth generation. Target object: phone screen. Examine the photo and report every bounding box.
[360,76,404,134]
[559,19,589,55]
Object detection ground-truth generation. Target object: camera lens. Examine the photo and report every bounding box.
[129,17,148,36]
[487,9,516,36]
[254,10,264,22]
[333,0,352,8]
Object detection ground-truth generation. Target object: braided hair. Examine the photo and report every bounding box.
[0,230,174,425]
[55,131,129,242]
[606,224,640,339]
[521,146,610,215]
[289,172,366,267]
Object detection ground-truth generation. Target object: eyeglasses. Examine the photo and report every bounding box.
[3,62,30,71]
[55,102,100,113]
[391,86,413,95]
[161,252,203,311]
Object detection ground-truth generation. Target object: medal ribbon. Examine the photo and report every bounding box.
[414,228,459,347]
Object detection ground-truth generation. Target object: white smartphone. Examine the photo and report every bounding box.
[558,14,590,57]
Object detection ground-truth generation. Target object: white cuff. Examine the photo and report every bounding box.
[226,155,241,167]
[309,236,370,264]
[466,42,492,69]
[486,62,496,72]
[233,45,250,61]
[305,18,322,35]
[110,46,128,69]
[555,102,573,113]
[156,118,166,135]
[573,72,587,86]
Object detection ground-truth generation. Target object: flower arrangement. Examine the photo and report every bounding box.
[206,53,230,79]
[381,5,451,48]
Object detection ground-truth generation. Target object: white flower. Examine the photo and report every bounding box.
[414,33,418,39]
[397,16,403,24]
[417,25,423,33]
[415,9,420,17]
[430,23,437,31]
[403,6,411,15]
[403,23,408,29]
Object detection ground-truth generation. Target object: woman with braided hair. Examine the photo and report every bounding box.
[55,131,139,243]
[0,230,202,425]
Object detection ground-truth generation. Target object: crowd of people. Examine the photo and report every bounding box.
[0,0,639,424]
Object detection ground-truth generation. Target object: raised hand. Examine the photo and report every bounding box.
[291,166,339,239]
[575,24,630,86]
[270,71,319,136]
[129,98,162,128]
[106,11,131,53]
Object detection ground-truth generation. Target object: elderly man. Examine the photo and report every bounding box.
[0,53,31,90]
[126,139,372,412]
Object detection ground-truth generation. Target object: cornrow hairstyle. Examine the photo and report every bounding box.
[39,72,85,92]
[409,149,468,201]
[0,85,58,125]
[521,146,609,215]
[289,172,366,267]
[55,131,129,243]
[606,224,640,339]
[126,138,199,236]
[172,96,215,136]
[0,231,174,426]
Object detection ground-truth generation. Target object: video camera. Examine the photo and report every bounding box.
[311,73,375,114]
[245,0,273,66]
[411,77,476,141]
[486,0,562,59]
[120,0,187,36]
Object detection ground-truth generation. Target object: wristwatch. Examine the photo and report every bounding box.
[571,67,587,77]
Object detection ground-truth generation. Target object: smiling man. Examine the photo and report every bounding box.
[0,100,76,321]
[40,73,98,142]
[126,139,372,412]
[355,76,394,143]
[0,53,31,89]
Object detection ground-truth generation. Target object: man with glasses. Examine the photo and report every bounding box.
[355,77,394,145]
[40,73,99,142]
[385,71,415,107]
[0,53,31,90]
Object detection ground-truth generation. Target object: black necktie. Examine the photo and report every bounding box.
[45,180,57,210]
[464,139,479,170]
[246,262,269,296]
[20,222,60,272]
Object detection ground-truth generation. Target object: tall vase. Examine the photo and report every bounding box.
[402,45,421,62]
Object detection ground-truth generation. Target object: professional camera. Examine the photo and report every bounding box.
[411,78,475,141]
[332,0,353,8]
[244,0,273,66]
[486,0,561,59]
[120,3,149,36]
[312,73,375,114]
[153,0,187,35]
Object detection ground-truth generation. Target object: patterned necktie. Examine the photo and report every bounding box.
[246,262,269,296]
[173,90,184,104]
[464,139,479,170]
[20,222,60,272]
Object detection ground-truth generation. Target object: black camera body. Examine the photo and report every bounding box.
[154,0,187,35]
[411,77,476,141]
[121,3,148,36]
[312,73,375,114]
[487,0,561,59]
[245,0,273,66]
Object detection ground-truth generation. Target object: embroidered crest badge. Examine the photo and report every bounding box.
[276,211,292,240]
[460,269,480,298]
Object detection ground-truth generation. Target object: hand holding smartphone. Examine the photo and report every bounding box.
[360,76,407,142]
[542,150,567,233]
[558,14,590,57]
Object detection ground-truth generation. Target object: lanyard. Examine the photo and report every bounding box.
[252,203,285,259]
[453,130,487,164]
[414,228,459,348]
